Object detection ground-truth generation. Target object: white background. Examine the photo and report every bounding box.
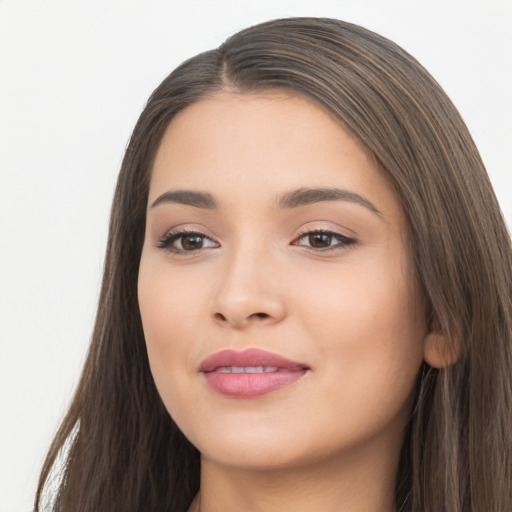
[1,1,511,511]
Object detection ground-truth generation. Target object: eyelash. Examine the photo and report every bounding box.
[156,229,219,254]
[292,228,357,252]
[156,228,356,254]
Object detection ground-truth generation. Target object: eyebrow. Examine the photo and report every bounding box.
[151,190,218,209]
[278,187,381,214]
[150,187,381,215]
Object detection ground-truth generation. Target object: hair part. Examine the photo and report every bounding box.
[36,17,512,512]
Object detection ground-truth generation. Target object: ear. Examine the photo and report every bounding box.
[423,331,459,369]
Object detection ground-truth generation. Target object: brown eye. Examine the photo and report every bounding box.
[308,233,333,248]
[292,230,357,251]
[179,234,206,251]
[157,231,219,253]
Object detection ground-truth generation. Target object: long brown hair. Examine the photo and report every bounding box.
[35,17,512,512]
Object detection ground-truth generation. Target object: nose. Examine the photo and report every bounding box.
[210,248,287,329]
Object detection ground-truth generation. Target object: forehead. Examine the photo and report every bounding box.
[150,91,402,222]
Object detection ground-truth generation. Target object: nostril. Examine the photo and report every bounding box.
[212,311,273,325]
[252,312,270,319]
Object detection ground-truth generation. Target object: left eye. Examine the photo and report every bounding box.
[157,231,219,253]
[293,230,356,250]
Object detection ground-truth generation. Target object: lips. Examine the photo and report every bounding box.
[200,348,309,398]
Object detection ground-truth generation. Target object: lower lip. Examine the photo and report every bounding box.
[203,370,307,398]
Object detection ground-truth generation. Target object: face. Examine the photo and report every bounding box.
[138,91,428,472]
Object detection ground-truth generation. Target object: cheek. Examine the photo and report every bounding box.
[137,257,203,404]
[302,257,422,336]
[138,255,205,345]
[300,258,425,398]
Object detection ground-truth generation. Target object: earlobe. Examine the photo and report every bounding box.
[423,331,459,369]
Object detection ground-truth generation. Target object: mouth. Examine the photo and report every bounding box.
[199,348,310,398]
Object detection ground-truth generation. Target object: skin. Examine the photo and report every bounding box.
[138,91,439,512]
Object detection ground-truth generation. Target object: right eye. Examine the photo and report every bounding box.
[157,230,219,254]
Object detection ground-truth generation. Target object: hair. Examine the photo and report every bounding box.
[35,17,512,512]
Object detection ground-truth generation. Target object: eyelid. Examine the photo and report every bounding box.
[155,227,220,254]
[291,226,357,252]
[153,223,357,255]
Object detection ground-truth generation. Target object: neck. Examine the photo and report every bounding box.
[194,442,399,512]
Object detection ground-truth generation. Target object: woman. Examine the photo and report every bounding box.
[35,17,512,512]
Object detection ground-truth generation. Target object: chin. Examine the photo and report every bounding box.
[183,414,348,473]
[181,417,309,469]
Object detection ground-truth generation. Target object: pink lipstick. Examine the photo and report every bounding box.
[199,348,309,398]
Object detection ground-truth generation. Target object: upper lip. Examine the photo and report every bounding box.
[199,348,309,372]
